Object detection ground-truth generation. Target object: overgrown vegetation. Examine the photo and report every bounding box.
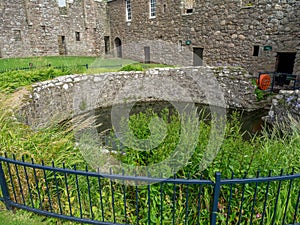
[0,94,299,224]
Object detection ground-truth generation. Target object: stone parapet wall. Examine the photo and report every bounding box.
[20,67,261,127]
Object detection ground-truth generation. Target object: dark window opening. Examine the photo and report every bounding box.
[163,4,167,13]
[75,32,80,41]
[253,45,259,56]
[186,8,193,13]
[13,30,21,41]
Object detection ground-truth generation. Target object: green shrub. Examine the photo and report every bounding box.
[119,64,144,71]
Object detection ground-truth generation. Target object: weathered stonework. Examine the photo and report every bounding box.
[19,67,261,127]
[0,0,107,58]
[108,0,300,75]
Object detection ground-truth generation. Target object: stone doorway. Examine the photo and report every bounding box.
[275,52,296,74]
[193,48,203,66]
[114,37,122,58]
[104,36,110,55]
[144,46,150,63]
[58,35,67,55]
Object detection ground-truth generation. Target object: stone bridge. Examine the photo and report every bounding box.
[20,67,261,127]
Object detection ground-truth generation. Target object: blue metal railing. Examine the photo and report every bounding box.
[0,155,299,225]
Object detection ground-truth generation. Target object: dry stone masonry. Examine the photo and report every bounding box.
[20,67,260,127]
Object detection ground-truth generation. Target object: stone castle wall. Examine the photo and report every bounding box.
[0,0,107,58]
[108,0,300,75]
[20,67,260,127]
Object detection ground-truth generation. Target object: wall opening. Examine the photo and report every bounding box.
[144,46,150,63]
[193,48,203,66]
[13,30,22,41]
[275,52,296,74]
[58,35,67,55]
[104,36,110,55]
[253,45,259,56]
[75,32,80,41]
[114,37,122,58]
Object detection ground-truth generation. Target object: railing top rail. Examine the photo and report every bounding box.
[1,156,299,185]
[0,156,214,185]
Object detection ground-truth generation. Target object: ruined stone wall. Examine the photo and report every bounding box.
[0,0,107,58]
[20,67,260,127]
[108,0,300,75]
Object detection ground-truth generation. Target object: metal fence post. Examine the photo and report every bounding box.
[0,162,12,210]
[211,172,221,225]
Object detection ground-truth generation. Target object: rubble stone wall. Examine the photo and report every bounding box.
[20,67,260,127]
[108,0,300,75]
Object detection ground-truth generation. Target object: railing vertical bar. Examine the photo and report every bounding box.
[271,169,284,225]
[282,168,294,225]
[74,165,83,219]
[22,156,34,208]
[52,161,62,215]
[250,170,260,225]
[110,168,116,224]
[211,172,221,225]
[13,155,25,205]
[63,163,72,217]
[260,170,272,225]
[184,174,190,225]
[97,168,104,222]
[147,174,151,225]
[160,180,163,225]
[135,172,139,225]
[0,161,11,209]
[237,173,247,225]
[196,175,203,225]
[42,160,53,212]
[293,190,300,224]
[172,174,177,225]
[5,155,17,203]
[122,170,128,224]
[226,172,234,225]
[31,158,42,209]
[86,165,94,219]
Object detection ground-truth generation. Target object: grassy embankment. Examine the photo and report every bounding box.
[0,56,299,224]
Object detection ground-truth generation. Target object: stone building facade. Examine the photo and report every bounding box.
[0,0,299,76]
[0,0,107,58]
[107,0,300,75]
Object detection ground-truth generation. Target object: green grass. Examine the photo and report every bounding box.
[0,203,80,225]
[0,56,172,93]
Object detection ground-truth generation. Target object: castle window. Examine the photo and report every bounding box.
[13,30,21,41]
[150,0,156,18]
[182,0,194,14]
[126,0,132,21]
[57,0,66,7]
[253,45,260,56]
[75,32,80,41]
